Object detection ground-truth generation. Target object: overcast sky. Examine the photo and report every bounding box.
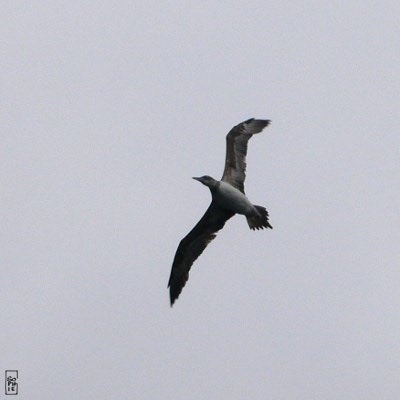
[1,2,399,399]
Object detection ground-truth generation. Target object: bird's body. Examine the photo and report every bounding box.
[213,180,255,215]
[168,118,273,306]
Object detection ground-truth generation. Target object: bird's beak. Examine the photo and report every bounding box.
[192,177,202,182]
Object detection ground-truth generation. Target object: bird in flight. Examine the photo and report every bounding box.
[168,118,272,306]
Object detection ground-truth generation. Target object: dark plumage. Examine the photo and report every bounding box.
[168,118,272,306]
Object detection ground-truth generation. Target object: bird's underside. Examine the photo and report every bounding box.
[168,118,272,306]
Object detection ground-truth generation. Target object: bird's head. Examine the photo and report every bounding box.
[192,175,218,189]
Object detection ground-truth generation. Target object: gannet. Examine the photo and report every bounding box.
[168,118,272,306]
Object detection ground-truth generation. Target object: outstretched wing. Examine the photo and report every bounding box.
[221,118,270,193]
[168,202,234,306]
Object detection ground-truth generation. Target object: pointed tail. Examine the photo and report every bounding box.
[246,205,273,230]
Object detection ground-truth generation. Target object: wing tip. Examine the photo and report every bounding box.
[168,272,188,307]
[169,288,181,307]
[245,118,271,129]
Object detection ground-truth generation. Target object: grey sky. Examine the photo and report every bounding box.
[1,2,399,399]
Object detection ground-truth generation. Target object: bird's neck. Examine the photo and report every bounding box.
[208,180,220,194]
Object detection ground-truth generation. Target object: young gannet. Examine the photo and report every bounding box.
[168,118,272,306]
